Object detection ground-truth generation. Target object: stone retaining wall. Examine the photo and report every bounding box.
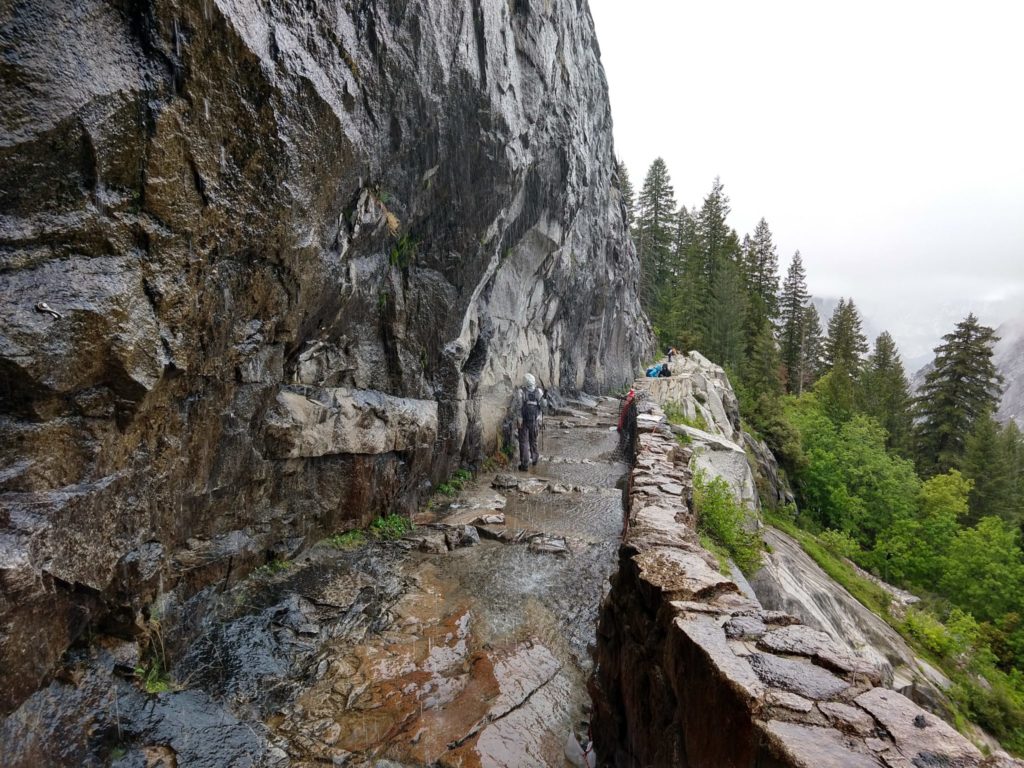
[590,399,1021,768]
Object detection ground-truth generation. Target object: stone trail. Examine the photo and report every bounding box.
[265,395,629,767]
[0,395,629,766]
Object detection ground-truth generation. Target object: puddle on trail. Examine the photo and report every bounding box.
[171,397,628,767]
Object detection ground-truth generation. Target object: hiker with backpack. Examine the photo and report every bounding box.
[516,373,545,471]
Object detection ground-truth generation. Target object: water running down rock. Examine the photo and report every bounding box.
[1,396,627,766]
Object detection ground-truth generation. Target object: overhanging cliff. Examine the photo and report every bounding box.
[0,0,651,714]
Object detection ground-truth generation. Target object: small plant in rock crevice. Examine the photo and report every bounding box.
[135,617,173,695]
[325,530,367,550]
[370,514,412,540]
[663,401,710,432]
[254,558,291,576]
[390,233,417,268]
[435,468,474,497]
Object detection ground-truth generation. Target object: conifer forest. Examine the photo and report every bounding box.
[625,156,1024,751]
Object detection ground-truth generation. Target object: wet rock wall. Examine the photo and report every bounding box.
[590,399,1020,767]
[0,0,651,714]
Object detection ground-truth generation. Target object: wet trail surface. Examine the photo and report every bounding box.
[174,396,627,767]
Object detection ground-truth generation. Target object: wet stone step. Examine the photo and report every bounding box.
[131,395,632,768]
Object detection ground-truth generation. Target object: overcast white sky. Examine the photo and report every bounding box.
[589,0,1024,366]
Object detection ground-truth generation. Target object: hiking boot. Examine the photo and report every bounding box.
[519,464,529,472]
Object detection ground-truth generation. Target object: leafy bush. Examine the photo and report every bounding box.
[370,514,412,540]
[951,669,1024,755]
[436,468,474,497]
[903,608,959,659]
[818,528,862,560]
[692,469,762,574]
[390,233,417,267]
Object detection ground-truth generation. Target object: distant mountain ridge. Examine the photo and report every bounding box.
[994,317,1024,427]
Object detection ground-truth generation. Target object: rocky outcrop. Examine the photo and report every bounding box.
[590,398,1022,767]
[752,525,954,715]
[636,351,760,509]
[0,0,651,714]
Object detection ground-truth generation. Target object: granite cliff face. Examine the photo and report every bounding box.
[0,0,650,714]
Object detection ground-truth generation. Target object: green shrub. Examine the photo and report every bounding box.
[370,514,412,540]
[818,528,862,560]
[692,470,762,574]
[699,533,733,576]
[903,608,959,659]
[951,669,1024,754]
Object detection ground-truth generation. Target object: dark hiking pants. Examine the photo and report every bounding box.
[518,421,539,469]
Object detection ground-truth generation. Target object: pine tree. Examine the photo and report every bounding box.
[635,158,677,327]
[914,314,1004,475]
[961,416,1015,525]
[797,304,824,394]
[824,298,869,374]
[696,177,732,283]
[705,257,748,371]
[861,332,913,454]
[741,319,783,398]
[744,218,780,321]
[616,160,635,230]
[778,252,810,393]
[669,206,702,348]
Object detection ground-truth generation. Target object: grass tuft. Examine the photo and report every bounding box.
[325,530,367,550]
[370,514,412,540]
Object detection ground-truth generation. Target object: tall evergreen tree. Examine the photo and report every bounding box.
[961,416,1015,525]
[861,332,913,454]
[796,304,824,395]
[670,206,703,348]
[824,298,869,374]
[635,158,678,329]
[616,160,635,230]
[744,218,780,321]
[705,257,748,371]
[778,252,810,393]
[914,314,1004,475]
[696,177,732,285]
[741,320,783,398]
